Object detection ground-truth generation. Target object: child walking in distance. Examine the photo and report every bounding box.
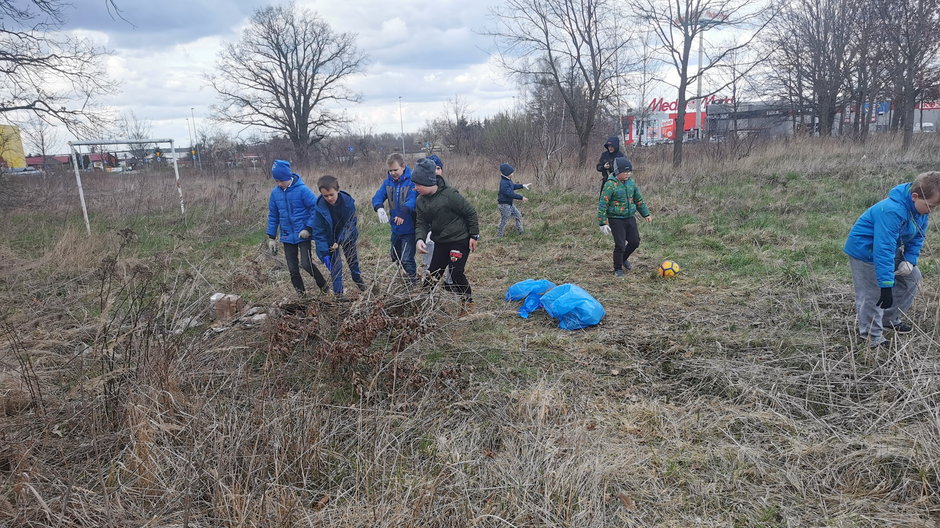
[371,153,418,281]
[596,136,629,196]
[311,175,366,295]
[497,163,532,237]
[412,157,480,306]
[598,157,651,277]
[266,160,328,295]
[844,171,940,348]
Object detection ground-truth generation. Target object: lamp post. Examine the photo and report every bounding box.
[694,11,728,141]
[398,96,406,155]
[185,117,195,168]
[191,107,202,170]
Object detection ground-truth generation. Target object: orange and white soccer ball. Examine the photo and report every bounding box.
[658,260,681,278]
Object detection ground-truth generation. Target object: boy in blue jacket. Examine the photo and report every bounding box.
[497,163,531,237]
[312,175,366,295]
[844,171,940,347]
[266,160,328,296]
[371,153,418,281]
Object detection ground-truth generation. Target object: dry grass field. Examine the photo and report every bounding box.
[2,137,940,526]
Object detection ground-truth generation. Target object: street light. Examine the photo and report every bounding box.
[191,107,202,170]
[694,10,728,140]
[398,96,406,155]
[185,117,195,168]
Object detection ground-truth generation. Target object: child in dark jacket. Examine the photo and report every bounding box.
[266,160,328,295]
[496,163,532,237]
[596,136,630,197]
[311,175,366,295]
[412,158,480,306]
[598,157,652,277]
[843,171,940,347]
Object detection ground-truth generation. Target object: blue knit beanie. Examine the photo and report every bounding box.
[411,158,438,186]
[426,154,443,169]
[499,163,514,177]
[272,160,293,181]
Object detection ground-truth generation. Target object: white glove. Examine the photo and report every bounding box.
[600,225,612,236]
[267,238,278,255]
[896,261,914,276]
[522,183,531,190]
[377,208,389,224]
[416,239,428,254]
[299,229,310,239]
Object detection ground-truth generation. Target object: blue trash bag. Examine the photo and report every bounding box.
[539,283,606,330]
[505,279,556,318]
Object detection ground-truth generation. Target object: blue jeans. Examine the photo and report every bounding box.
[328,241,364,294]
[390,232,417,279]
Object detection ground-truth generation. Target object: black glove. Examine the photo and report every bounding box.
[876,287,893,309]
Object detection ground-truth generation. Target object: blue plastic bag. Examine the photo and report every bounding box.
[539,284,606,330]
[505,279,556,318]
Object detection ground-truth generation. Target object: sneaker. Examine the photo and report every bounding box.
[887,321,913,334]
[613,269,625,278]
[624,260,633,270]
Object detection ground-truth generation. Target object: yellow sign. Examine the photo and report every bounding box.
[0,125,26,169]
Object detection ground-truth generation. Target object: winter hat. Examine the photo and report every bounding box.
[272,159,293,181]
[614,157,633,174]
[411,157,438,186]
[426,154,443,169]
[604,136,620,149]
[499,163,515,177]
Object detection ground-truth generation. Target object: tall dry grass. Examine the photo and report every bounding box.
[2,136,940,526]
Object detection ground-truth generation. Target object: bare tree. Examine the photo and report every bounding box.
[879,0,940,150]
[631,0,773,167]
[115,110,153,160]
[208,3,366,165]
[20,118,60,166]
[765,0,858,139]
[488,0,631,167]
[0,1,116,134]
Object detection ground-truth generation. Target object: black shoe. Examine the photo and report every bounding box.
[613,269,625,278]
[318,283,329,293]
[887,321,913,334]
[624,260,633,270]
[354,280,367,292]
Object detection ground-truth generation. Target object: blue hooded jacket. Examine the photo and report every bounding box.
[498,175,525,205]
[267,175,317,245]
[844,183,929,288]
[371,166,417,235]
[312,191,359,261]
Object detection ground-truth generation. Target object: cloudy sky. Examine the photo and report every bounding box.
[59,0,517,148]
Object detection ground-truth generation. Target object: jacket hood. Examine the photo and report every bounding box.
[430,175,448,192]
[316,189,355,210]
[286,175,305,188]
[888,183,917,215]
[604,136,620,150]
[386,165,413,182]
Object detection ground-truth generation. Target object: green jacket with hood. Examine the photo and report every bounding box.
[415,176,480,243]
[598,175,649,224]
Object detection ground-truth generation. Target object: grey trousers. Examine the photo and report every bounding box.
[849,256,921,344]
[497,203,523,236]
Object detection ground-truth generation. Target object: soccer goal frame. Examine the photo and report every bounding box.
[68,138,186,235]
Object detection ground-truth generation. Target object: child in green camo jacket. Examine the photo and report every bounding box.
[598,157,652,277]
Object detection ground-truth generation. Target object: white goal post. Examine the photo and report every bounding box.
[68,138,186,235]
